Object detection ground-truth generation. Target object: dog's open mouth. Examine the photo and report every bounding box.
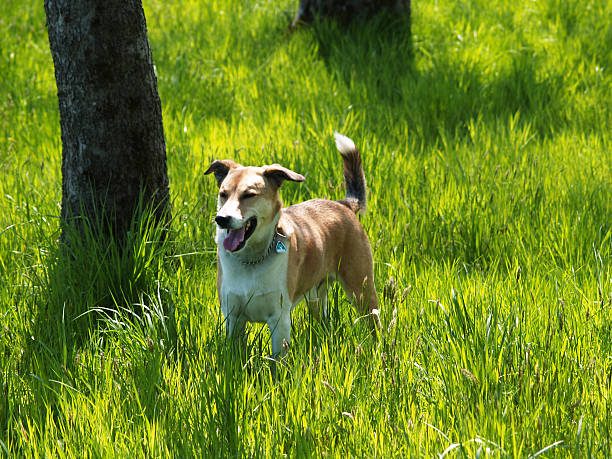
[223,216,257,252]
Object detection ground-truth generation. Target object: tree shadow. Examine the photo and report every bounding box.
[15,208,177,439]
[309,9,567,147]
[312,11,414,111]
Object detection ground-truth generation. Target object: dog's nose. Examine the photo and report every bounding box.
[215,215,231,228]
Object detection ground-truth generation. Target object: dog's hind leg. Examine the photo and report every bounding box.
[305,280,330,325]
[338,262,382,334]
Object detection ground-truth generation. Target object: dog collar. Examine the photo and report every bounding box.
[234,229,287,266]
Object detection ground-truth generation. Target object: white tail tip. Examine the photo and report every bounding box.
[334,132,356,154]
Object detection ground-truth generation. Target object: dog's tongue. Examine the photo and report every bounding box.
[223,227,246,252]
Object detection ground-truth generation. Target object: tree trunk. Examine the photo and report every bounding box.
[293,0,411,26]
[44,0,169,240]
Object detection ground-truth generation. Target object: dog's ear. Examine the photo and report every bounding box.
[204,159,240,186]
[263,164,305,188]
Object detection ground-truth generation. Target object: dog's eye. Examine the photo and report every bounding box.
[219,191,228,200]
[242,192,257,199]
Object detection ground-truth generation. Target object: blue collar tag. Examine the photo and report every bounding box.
[275,241,287,253]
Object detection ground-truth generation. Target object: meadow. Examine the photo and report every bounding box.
[1,0,611,456]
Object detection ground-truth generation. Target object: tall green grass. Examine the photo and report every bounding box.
[1,0,611,456]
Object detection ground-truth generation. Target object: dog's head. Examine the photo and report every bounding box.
[204,159,304,253]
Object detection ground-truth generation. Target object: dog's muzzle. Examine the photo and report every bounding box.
[215,215,232,229]
[216,216,258,252]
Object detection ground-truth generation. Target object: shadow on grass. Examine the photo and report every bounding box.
[310,9,567,146]
[16,206,177,434]
[312,11,414,109]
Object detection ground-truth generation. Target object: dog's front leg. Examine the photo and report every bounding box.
[225,311,248,362]
[222,298,247,347]
[268,311,291,357]
[225,314,246,339]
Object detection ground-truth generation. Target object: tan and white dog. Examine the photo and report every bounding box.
[205,133,380,356]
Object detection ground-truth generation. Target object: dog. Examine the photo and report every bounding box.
[205,133,380,356]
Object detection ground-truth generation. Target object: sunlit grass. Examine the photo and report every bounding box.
[0,0,611,456]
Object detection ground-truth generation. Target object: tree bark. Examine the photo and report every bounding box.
[44,0,169,239]
[292,0,411,26]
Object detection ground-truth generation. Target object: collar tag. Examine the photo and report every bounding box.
[275,241,287,253]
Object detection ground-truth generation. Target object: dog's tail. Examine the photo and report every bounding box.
[334,132,367,214]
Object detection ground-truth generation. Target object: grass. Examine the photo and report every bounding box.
[1,0,611,456]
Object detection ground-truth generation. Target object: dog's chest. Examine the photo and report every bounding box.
[219,253,291,323]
